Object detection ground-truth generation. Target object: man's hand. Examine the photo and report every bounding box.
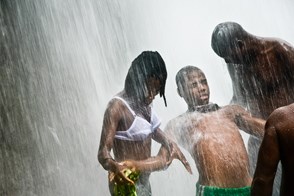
[167,141,192,174]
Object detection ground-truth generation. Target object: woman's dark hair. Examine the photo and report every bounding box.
[124,51,167,106]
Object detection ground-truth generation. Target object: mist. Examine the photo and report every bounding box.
[1,0,294,195]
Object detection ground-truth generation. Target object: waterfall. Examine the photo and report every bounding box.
[1,0,294,195]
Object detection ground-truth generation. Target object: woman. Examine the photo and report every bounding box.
[98,51,191,196]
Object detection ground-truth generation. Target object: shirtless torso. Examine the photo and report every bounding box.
[211,22,294,195]
[165,104,264,188]
[211,21,294,171]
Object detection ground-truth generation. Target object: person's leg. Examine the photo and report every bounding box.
[108,177,115,196]
[135,174,152,196]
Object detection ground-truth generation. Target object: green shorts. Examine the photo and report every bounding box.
[196,183,250,196]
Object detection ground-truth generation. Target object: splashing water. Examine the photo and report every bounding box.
[1,0,294,196]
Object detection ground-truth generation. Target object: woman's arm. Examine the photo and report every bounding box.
[121,143,192,174]
[120,127,192,174]
[97,100,134,184]
[121,146,170,172]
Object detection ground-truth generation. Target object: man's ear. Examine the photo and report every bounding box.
[177,87,183,97]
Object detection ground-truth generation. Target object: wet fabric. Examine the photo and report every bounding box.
[113,96,161,141]
[196,183,250,196]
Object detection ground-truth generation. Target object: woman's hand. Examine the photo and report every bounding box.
[108,160,136,185]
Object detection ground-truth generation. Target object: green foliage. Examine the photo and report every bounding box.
[113,169,140,196]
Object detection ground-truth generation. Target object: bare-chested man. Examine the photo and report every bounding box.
[251,103,294,196]
[164,66,265,195]
[211,22,294,195]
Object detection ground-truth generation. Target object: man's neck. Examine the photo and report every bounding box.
[188,103,220,113]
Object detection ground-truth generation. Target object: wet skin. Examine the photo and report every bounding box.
[165,69,265,188]
[211,23,294,189]
[211,22,294,119]
[111,77,164,162]
[166,105,263,187]
[252,103,294,196]
[98,76,191,194]
[178,70,210,108]
[98,77,161,170]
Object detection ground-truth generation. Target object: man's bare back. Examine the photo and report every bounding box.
[165,104,262,188]
[252,103,294,196]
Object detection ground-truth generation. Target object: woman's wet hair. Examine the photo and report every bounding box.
[125,51,167,106]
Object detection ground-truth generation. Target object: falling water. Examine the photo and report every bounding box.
[1,0,294,196]
[0,0,129,195]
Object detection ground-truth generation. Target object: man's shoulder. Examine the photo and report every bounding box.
[165,115,181,127]
[221,104,247,113]
[166,112,201,132]
[165,113,187,130]
[268,104,294,126]
[164,113,190,142]
[168,112,189,123]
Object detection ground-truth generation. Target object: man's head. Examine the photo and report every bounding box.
[176,66,210,107]
[125,51,167,106]
[211,22,250,64]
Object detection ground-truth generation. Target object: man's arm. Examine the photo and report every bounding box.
[232,105,265,138]
[152,128,192,173]
[162,122,192,174]
[251,118,280,196]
